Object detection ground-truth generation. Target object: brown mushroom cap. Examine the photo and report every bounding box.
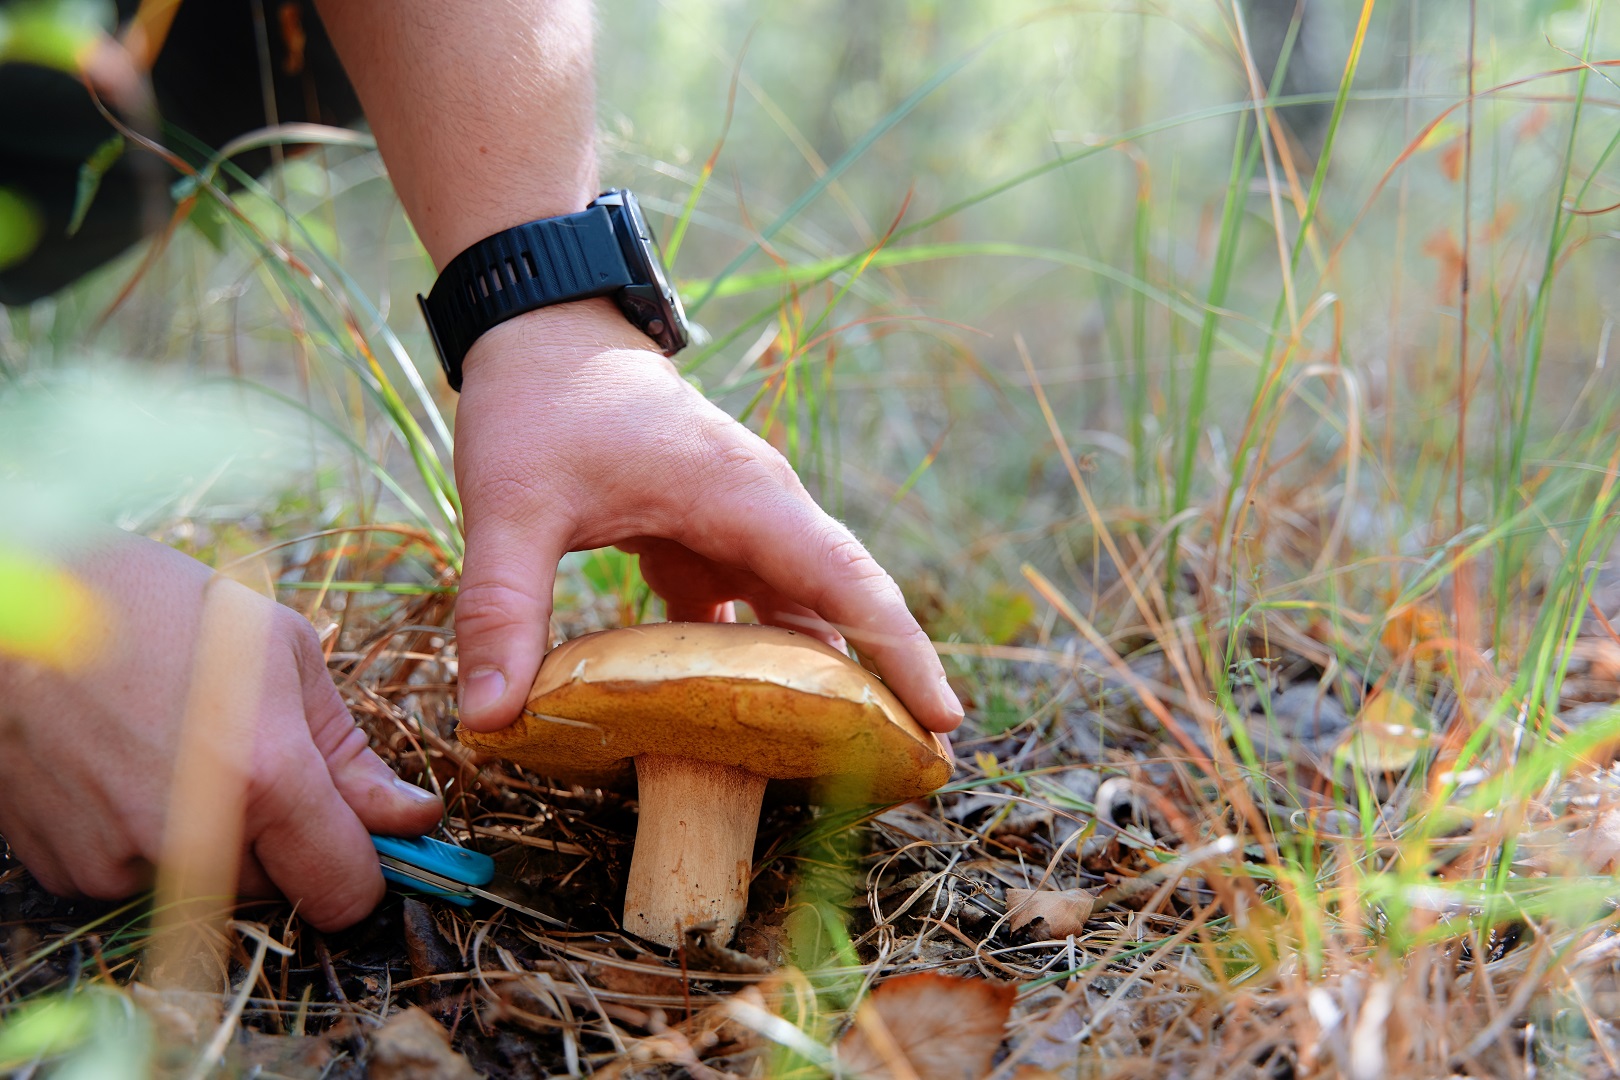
[457,622,952,802]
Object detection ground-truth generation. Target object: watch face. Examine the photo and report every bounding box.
[610,192,691,355]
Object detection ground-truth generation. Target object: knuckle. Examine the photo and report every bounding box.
[702,427,804,496]
[246,739,318,827]
[324,723,374,774]
[28,864,77,898]
[454,578,545,640]
[304,874,384,932]
[271,604,324,665]
[465,470,545,525]
[71,851,146,901]
[823,531,889,585]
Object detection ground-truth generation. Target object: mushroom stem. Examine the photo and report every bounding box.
[623,754,768,948]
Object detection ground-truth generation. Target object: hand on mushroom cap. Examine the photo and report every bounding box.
[447,300,966,738]
[313,0,963,736]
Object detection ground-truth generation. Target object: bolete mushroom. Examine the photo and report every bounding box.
[457,622,952,948]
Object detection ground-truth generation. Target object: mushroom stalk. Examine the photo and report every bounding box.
[623,754,768,948]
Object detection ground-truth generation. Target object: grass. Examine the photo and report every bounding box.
[5,0,1620,1076]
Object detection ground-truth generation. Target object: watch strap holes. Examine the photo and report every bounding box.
[487,266,504,293]
[465,279,479,306]
[521,251,537,279]
[505,258,519,285]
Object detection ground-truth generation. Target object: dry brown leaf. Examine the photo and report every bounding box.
[127,982,218,1045]
[588,961,687,999]
[1005,888,1096,938]
[401,898,462,1014]
[837,973,1015,1079]
[367,1006,478,1080]
[1380,596,1448,663]
[234,1031,334,1079]
[1576,808,1620,873]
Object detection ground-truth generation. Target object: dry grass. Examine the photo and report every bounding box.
[8,512,1620,1077]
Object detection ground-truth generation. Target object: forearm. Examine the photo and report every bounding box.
[314,0,600,267]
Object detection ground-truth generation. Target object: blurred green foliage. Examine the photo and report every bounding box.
[0,185,42,270]
[0,0,111,71]
[0,541,98,666]
[0,371,317,548]
[0,988,152,1079]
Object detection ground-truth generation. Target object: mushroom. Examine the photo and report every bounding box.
[458,622,952,948]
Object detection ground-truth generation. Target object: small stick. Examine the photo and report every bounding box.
[315,933,348,1004]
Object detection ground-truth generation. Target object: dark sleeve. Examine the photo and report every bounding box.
[0,0,364,305]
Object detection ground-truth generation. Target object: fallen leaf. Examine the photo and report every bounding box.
[1380,596,1448,663]
[683,922,774,974]
[401,898,462,1013]
[367,1006,478,1080]
[1005,888,1096,938]
[837,973,1015,1080]
[587,960,686,1000]
[233,1031,333,1079]
[1338,692,1432,773]
[977,584,1035,646]
[127,982,217,1045]
[1576,808,1620,873]
[1009,1004,1086,1074]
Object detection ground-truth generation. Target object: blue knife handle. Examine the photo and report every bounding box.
[372,834,496,907]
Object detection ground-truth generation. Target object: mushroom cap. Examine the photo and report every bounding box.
[457,622,952,803]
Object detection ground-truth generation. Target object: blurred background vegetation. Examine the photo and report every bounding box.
[4,0,1615,655]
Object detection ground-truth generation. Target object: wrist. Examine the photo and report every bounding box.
[418,191,689,391]
[459,299,668,388]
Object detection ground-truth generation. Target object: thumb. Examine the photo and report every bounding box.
[454,513,566,732]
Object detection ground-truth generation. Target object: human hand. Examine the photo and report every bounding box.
[448,299,964,736]
[0,533,443,929]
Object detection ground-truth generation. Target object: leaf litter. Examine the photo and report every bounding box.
[3,545,1617,1080]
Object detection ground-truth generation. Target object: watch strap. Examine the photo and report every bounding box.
[418,205,635,390]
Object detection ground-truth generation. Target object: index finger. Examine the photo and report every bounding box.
[677,469,963,733]
[247,722,387,931]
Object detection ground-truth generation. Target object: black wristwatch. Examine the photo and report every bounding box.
[417,190,690,391]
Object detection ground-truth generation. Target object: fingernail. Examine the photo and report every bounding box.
[459,666,506,718]
[939,675,965,728]
[392,776,441,805]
